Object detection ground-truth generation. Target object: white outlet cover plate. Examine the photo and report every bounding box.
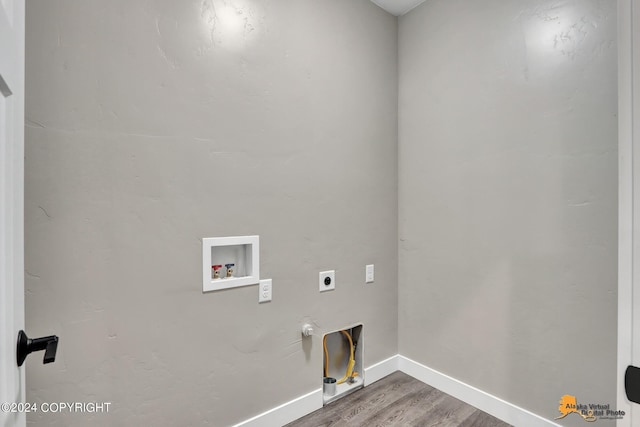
[259,279,272,303]
[366,264,374,283]
[319,270,335,292]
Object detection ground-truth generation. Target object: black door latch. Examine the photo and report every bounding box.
[626,365,640,404]
[16,330,59,367]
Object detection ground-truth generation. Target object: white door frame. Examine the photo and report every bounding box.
[618,0,638,426]
[0,1,26,426]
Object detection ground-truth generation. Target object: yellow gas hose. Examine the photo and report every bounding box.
[323,330,357,385]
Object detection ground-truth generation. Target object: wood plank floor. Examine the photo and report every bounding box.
[285,372,512,427]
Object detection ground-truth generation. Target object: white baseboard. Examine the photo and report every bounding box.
[231,355,399,427]
[232,354,560,427]
[364,355,399,385]
[231,388,322,427]
[398,355,561,427]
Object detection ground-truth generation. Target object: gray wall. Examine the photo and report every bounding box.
[25,0,620,425]
[24,1,398,426]
[398,0,617,425]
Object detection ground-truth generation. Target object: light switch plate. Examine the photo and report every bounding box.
[259,279,272,303]
[366,264,374,283]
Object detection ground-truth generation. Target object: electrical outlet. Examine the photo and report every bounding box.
[259,279,272,303]
[319,270,335,292]
[366,264,374,283]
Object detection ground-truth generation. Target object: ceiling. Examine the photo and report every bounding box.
[370,0,427,16]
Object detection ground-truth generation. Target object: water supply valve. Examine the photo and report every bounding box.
[225,263,235,278]
[212,265,222,279]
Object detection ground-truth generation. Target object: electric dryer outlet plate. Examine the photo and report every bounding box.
[319,270,335,292]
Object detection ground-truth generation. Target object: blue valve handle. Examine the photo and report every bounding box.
[224,263,235,278]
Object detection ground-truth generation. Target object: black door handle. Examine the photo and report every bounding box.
[625,365,640,404]
[16,330,59,367]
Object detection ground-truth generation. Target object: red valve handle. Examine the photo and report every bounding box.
[212,265,222,270]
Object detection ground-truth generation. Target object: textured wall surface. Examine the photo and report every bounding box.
[25,0,620,425]
[398,1,617,426]
[24,1,398,426]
